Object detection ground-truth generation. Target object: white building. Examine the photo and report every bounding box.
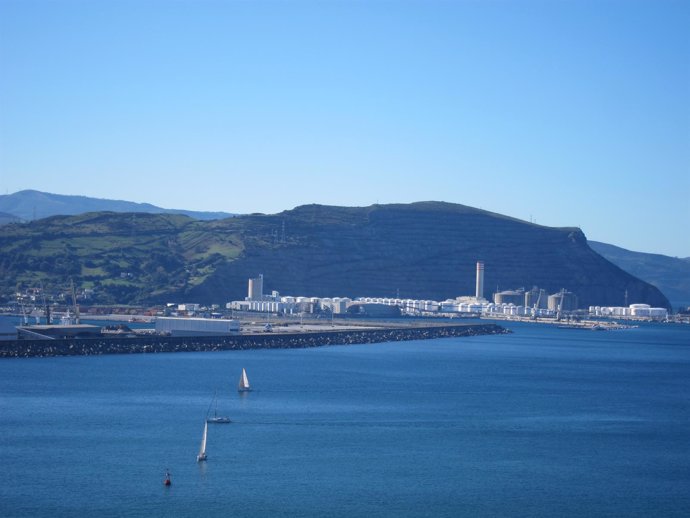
[589,304,668,320]
[156,317,240,336]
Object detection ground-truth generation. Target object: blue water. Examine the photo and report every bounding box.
[1,319,689,517]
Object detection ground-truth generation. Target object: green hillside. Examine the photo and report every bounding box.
[0,212,242,304]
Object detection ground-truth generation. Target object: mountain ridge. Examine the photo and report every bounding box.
[0,201,669,309]
[0,190,233,221]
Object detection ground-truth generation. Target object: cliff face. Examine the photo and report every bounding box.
[0,201,670,308]
[190,202,669,308]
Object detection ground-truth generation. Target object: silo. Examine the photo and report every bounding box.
[547,290,578,311]
[248,274,263,301]
[494,290,524,305]
[525,287,547,309]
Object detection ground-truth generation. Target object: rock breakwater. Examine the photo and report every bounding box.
[0,323,507,358]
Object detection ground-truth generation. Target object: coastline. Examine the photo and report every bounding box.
[0,322,508,359]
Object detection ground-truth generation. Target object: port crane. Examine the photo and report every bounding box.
[532,289,543,319]
[556,288,566,321]
[70,279,81,325]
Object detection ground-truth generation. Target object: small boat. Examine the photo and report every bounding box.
[196,421,208,462]
[163,469,172,486]
[238,368,251,393]
[207,415,231,424]
[206,390,231,424]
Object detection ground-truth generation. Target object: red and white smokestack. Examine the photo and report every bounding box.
[476,261,484,300]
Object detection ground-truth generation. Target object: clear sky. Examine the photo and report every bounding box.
[0,0,688,257]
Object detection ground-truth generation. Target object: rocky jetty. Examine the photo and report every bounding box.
[0,323,507,359]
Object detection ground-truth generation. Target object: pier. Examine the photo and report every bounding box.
[0,323,507,358]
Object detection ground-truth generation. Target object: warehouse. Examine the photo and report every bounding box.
[155,317,240,336]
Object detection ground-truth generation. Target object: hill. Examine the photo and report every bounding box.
[0,202,670,309]
[0,211,20,225]
[0,190,233,221]
[589,241,690,309]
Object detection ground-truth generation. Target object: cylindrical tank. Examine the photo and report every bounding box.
[248,274,263,301]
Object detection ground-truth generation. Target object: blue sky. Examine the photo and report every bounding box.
[0,0,688,257]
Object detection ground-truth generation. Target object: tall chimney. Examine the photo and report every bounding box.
[475,261,484,301]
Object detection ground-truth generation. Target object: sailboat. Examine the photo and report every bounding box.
[238,368,251,393]
[196,421,208,462]
[206,390,231,424]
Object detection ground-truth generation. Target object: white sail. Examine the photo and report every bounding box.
[238,368,250,391]
[197,421,208,461]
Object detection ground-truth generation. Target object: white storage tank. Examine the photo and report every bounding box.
[631,306,651,317]
[440,302,456,312]
[649,308,668,318]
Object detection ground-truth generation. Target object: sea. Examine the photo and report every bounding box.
[0,316,689,517]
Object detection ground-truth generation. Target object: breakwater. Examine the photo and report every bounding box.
[0,323,507,358]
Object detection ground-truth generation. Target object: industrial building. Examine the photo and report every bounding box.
[248,274,264,301]
[346,302,401,317]
[229,296,319,314]
[155,317,240,336]
[589,304,668,320]
[16,323,102,340]
[320,297,350,314]
[225,264,588,320]
[524,287,548,309]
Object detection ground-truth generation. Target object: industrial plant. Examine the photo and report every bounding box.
[8,259,671,343]
[226,263,669,321]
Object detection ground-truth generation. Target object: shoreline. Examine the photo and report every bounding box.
[479,315,638,330]
[0,323,508,359]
